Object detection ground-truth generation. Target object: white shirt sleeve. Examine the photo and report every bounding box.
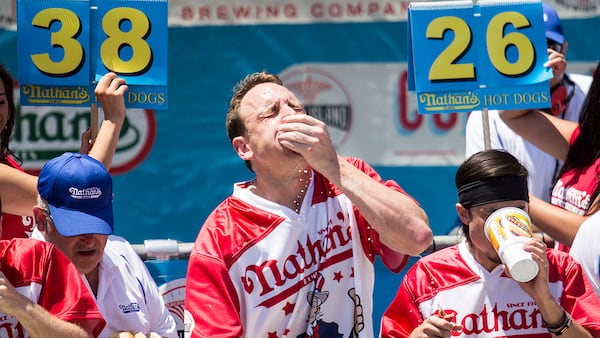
[570,213,600,297]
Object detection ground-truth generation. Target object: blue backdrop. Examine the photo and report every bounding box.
[3,1,600,335]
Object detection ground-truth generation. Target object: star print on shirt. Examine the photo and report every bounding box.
[283,301,295,316]
[333,270,343,282]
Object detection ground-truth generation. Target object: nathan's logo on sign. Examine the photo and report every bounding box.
[280,68,352,147]
[12,85,155,175]
[21,85,91,105]
[418,91,480,112]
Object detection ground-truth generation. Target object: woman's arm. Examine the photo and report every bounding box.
[87,73,128,170]
[0,73,127,217]
[528,194,587,247]
[499,109,577,161]
[0,164,37,216]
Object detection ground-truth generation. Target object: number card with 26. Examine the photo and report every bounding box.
[17,0,168,109]
[407,0,552,114]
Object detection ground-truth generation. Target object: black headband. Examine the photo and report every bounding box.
[458,176,529,208]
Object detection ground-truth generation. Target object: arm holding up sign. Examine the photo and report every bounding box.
[0,66,127,232]
[465,3,592,207]
[499,104,575,161]
[498,30,580,162]
[499,62,600,249]
[86,72,128,169]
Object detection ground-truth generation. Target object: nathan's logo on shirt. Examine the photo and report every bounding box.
[119,302,141,314]
[241,222,352,308]
[551,180,591,214]
[69,187,102,199]
[450,303,544,336]
[0,315,25,337]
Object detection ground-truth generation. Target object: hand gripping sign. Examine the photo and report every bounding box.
[17,0,168,110]
[407,0,552,114]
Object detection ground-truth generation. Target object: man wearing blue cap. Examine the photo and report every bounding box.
[465,2,592,204]
[31,152,177,338]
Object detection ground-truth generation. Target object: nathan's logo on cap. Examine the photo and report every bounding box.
[69,187,103,199]
[38,152,114,237]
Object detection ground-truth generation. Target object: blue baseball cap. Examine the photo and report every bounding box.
[543,3,564,45]
[38,152,114,236]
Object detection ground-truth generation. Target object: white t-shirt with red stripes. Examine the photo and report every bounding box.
[32,230,177,338]
[185,157,410,338]
[380,240,600,337]
[0,238,105,337]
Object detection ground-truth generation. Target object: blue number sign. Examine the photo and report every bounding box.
[407,0,552,114]
[17,0,168,109]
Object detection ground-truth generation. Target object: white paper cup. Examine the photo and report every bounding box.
[484,207,539,282]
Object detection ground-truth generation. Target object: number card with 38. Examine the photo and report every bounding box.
[17,0,168,109]
[407,0,552,114]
